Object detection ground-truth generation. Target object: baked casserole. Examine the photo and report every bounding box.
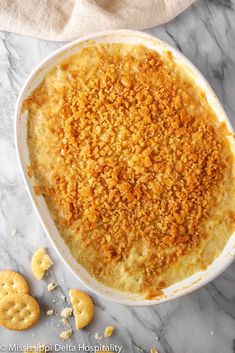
[24,43,235,298]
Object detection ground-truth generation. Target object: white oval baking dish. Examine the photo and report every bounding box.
[15,29,235,305]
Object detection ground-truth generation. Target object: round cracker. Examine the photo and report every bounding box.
[0,293,40,330]
[0,270,29,300]
[69,289,94,329]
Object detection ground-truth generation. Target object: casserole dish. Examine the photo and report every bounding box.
[15,29,235,305]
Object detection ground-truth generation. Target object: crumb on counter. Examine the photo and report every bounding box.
[10,229,16,236]
[95,332,103,340]
[60,307,73,318]
[59,328,73,340]
[61,317,69,325]
[46,309,54,316]
[47,282,58,292]
[104,325,115,337]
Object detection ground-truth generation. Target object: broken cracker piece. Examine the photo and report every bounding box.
[59,328,73,340]
[104,325,115,337]
[69,289,94,329]
[31,248,53,280]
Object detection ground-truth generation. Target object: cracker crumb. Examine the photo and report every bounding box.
[104,325,115,337]
[47,282,58,292]
[26,165,34,178]
[59,328,73,340]
[95,332,103,340]
[150,349,158,353]
[60,307,73,318]
[46,309,54,316]
[33,185,41,196]
[11,229,16,236]
[61,317,69,325]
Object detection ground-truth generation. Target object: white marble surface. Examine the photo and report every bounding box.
[0,0,235,352]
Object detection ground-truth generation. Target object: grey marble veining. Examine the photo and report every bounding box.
[0,0,235,352]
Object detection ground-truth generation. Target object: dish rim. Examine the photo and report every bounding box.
[15,29,235,306]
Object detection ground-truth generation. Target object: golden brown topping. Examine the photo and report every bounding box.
[33,185,41,196]
[26,165,34,178]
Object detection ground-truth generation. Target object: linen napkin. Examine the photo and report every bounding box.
[0,0,195,41]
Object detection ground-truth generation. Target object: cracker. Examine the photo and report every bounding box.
[0,270,29,300]
[31,248,53,280]
[69,289,94,329]
[0,293,40,331]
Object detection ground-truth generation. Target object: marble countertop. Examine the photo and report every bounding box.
[0,0,235,352]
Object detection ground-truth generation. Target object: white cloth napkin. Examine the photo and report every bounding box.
[0,0,195,41]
